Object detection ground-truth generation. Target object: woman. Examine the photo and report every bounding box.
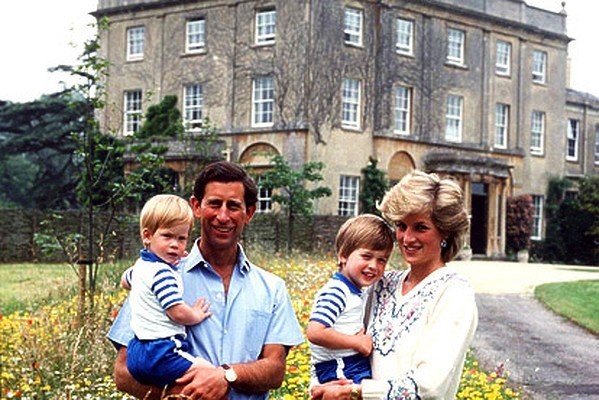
[311,170,478,400]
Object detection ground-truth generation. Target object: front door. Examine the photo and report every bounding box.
[470,182,488,255]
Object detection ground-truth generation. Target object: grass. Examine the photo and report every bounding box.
[534,280,599,334]
[0,263,75,314]
[0,255,526,399]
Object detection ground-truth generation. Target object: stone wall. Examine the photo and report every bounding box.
[0,209,350,263]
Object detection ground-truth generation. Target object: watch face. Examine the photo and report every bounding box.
[224,367,238,383]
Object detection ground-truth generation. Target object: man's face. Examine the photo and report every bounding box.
[190,181,255,253]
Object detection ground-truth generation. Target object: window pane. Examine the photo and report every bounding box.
[531,111,544,154]
[396,18,413,55]
[256,176,272,213]
[447,28,464,63]
[256,10,276,44]
[344,8,363,46]
[445,95,462,141]
[187,19,205,52]
[533,50,547,83]
[338,175,359,216]
[496,40,511,75]
[567,119,579,160]
[495,103,509,148]
[184,84,203,131]
[127,27,145,60]
[394,86,411,134]
[124,90,142,135]
[342,78,360,128]
[531,195,544,239]
[252,76,274,126]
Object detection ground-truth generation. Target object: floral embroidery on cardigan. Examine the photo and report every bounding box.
[369,269,465,357]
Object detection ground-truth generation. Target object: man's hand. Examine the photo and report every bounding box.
[176,365,229,400]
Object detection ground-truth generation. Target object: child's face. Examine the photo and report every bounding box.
[142,222,190,266]
[340,247,389,289]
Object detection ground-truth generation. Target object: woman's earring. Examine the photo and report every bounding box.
[441,239,447,248]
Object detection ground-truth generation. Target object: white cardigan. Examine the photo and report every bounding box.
[361,267,478,400]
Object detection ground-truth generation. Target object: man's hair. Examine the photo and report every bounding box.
[335,214,395,261]
[139,194,194,238]
[193,161,258,208]
[378,170,469,263]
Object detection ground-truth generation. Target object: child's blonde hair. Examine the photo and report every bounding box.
[335,214,395,267]
[139,194,194,238]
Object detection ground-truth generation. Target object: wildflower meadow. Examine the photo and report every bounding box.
[0,252,522,399]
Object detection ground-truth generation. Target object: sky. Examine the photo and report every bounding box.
[0,0,597,103]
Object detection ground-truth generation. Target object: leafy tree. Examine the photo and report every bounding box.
[506,194,533,254]
[258,155,332,251]
[135,95,184,139]
[360,156,388,215]
[0,93,83,209]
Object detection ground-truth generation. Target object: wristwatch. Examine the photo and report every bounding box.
[221,364,238,385]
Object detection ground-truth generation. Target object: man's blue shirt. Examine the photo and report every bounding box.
[107,240,304,399]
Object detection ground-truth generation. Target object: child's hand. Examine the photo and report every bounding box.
[191,297,213,323]
[354,328,373,356]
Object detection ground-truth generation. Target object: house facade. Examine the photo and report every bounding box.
[94,0,599,257]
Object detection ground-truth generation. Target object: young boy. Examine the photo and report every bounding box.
[120,194,212,388]
[307,214,395,384]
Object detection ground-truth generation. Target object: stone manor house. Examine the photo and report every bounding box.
[93,0,599,257]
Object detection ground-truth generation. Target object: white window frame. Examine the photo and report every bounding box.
[342,78,361,130]
[344,7,363,47]
[445,95,463,142]
[531,111,545,155]
[123,90,142,136]
[595,125,599,164]
[396,18,414,56]
[496,40,511,76]
[183,83,203,132]
[256,176,272,214]
[494,103,509,149]
[338,175,360,216]
[531,195,544,240]
[255,9,276,45]
[127,26,145,61]
[252,76,274,127]
[532,50,547,84]
[186,19,205,53]
[394,85,411,135]
[566,118,580,161]
[446,28,465,65]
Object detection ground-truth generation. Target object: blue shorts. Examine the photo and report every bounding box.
[314,353,372,384]
[127,335,194,387]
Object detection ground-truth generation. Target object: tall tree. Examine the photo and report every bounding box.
[0,94,83,209]
[258,155,332,251]
[360,157,388,215]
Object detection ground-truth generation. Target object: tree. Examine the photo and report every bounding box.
[0,93,83,209]
[135,95,184,139]
[258,155,332,251]
[360,157,388,215]
[506,194,533,254]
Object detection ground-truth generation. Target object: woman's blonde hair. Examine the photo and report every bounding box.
[378,170,469,263]
[139,194,194,238]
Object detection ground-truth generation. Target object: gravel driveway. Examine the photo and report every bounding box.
[450,261,599,400]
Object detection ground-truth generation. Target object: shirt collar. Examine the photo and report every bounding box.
[139,249,177,270]
[183,238,252,274]
[333,271,362,295]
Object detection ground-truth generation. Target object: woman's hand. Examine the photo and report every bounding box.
[310,379,354,400]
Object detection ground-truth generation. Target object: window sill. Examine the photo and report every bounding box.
[341,125,362,132]
[396,50,414,58]
[495,71,511,78]
[530,150,545,157]
[181,49,207,57]
[126,57,144,63]
[445,60,468,69]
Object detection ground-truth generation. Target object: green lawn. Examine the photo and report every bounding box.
[534,280,599,334]
[0,263,75,314]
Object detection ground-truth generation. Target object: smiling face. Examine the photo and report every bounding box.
[191,181,256,257]
[340,247,390,289]
[395,212,445,270]
[143,223,190,266]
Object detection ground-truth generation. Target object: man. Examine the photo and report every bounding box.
[108,161,304,399]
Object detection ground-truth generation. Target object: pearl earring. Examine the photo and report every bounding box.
[441,240,447,248]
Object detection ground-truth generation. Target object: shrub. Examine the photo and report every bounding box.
[506,194,533,254]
